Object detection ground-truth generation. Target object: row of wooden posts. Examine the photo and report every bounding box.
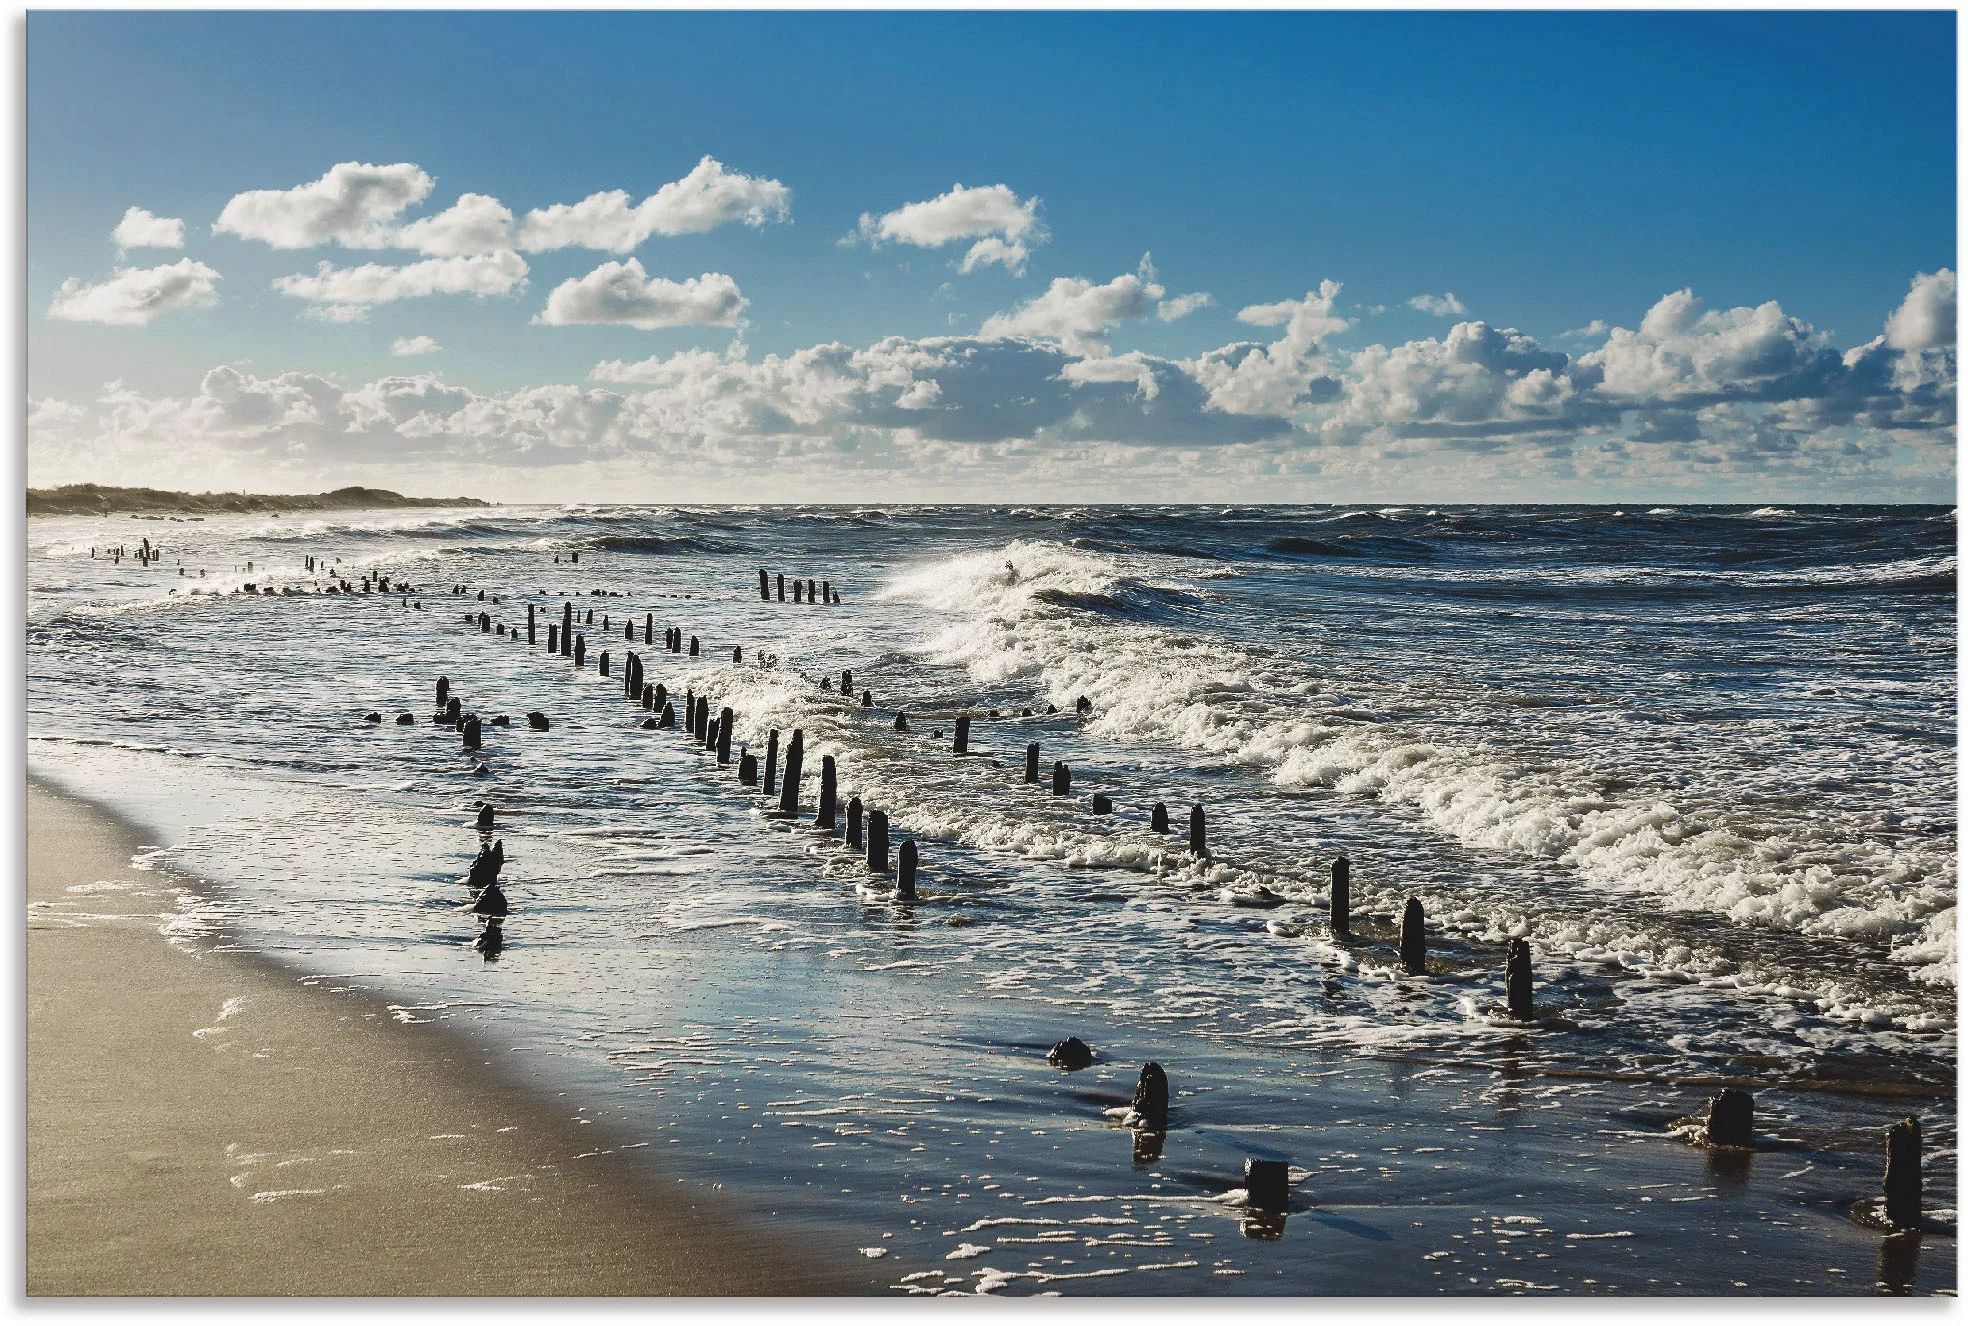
[758,569,840,605]
[443,586,1931,1234]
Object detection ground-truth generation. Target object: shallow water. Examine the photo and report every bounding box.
[26,503,1957,1294]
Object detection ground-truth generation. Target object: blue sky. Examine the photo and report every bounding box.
[26,10,1958,501]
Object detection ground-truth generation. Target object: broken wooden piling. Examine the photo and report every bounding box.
[846,797,864,850]
[1331,856,1350,936]
[778,730,804,817]
[866,809,889,872]
[954,716,970,755]
[1885,1117,1923,1229]
[1051,762,1070,796]
[1400,898,1426,974]
[818,756,837,830]
[1025,743,1040,784]
[897,841,918,899]
[1506,938,1533,1018]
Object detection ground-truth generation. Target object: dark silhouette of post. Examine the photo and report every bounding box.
[644,612,653,644]
[779,729,804,817]
[1025,743,1040,784]
[437,676,450,707]
[547,624,559,653]
[560,601,573,656]
[573,634,586,668]
[1132,1063,1169,1131]
[764,729,779,795]
[1051,762,1070,796]
[954,716,970,755]
[758,569,770,601]
[717,707,734,763]
[1189,805,1207,856]
[689,635,699,656]
[739,752,758,786]
[462,717,481,751]
[846,797,864,849]
[1151,801,1169,833]
[1885,1117,1923,1229]
[841,669,852,696]
[866,809,889,872]
[776,573,785,602]
[1506,938,1533,1017]
[599,650,610,676]
[861,690,871,708]
[1400,898,1426,974]
[1245,1160,1289,1212]
[897,841,918,899]
[1330,856,1350,935]
[1704,1089,1754,1148]
[527,605,536,644]
[818,756,838,830]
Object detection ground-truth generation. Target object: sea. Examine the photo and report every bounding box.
[24,502,1959,1295]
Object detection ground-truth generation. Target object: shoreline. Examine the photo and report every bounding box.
[25,776,878,1297]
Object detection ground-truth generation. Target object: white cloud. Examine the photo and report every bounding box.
[215,161,434,249]
[516,157,790,253]
[47,259,221,327]
[1189,281,1352,415]
[111,207,184,251]
[979,257,1164,354]
[853,183,1047,276]
[1334,320,1576,430]
[1561,319,1610,341]
[271,250,528,320]
[1157,291,1214,322]
[391,335,442,357]
[1884,268,1956,352]
[1580,290,1839,402]
[396,193,514,256]
[535,260,746,330]
[1408,292,1468,317]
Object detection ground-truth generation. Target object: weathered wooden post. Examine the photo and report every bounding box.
[1400,898,1426,974]
[560,602,573,656]
[897,841,918,899]
[694,696,710,743]
[527,711,550,731]
[476,802,495,829]
[644,613,653,644]
[718,707,734,763]
[893,712,909,732]
[1025,743,1040,783]
[861,690,871,708]
[689,635,699,656]
[658,701,676,728]
[599,650,610,676]
[779,730,804,817]
[841,669,852,696]
[437,676,451,707]
[817,756,838,830]
[776,573,785,602]
[446,697,462,725]
[574,634,586,668]
[806,579,817,603]
[1091,794,1114,814]
[732,647,743,664]
[1132,1063,1169,1131]
[624,620,633,641]
[1703,1089,1754,1148]
[739,752,759,786]
[1330,856,1350,935]
[462,717,481,751]
[822,580,832,605]
[585,608,594,626]
[1885,1117,1923,1229]
[1244,1160,1290,1212]
[479,611,491,632]
[642,683,655,710]
[954,716,970,755]
[547,624,559,653]
[1148,802,1169,833]
[653,683,668,713]
[794,581,804,605]
[1189,805,1208,856]
[1051,762,1070,796]
[1506,938,1533,1017]
[759,569,770,600]
[764,730,779,795]
[866,810,889,872]
[846,798,864,849]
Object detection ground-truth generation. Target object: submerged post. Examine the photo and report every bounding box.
[718,707,734,763]
[764,729,780,795]
[841,669,852,696]
[574,634,586,668]
[954,716,970,756]
[547,624,559,653]
[1506,938,1533,1017]
[846,797,864,850]
[1330,855,1350,936]
[599,650,610,677]
[1025,743,1040,784]
[690,635,699,657]
[1400,898,1426,974]
[1885,1117,1923,1229]
[437,676,451,707]
[759,568,771,600]
[1051,762,1070,796]
[1189,805,1208,856]
[739,752,759,786]
[866,810,890,872]
[1132,1063,1169,1131]
[1244,1159,1289,1212]
[776,573,785,602]
[1704,1088,1754,1148]
[897,840,918,899]
[462,717,481,751]
[779,729,804,817]
[644,612,653,644]
[527,604,536,644]
[561,601,573,656]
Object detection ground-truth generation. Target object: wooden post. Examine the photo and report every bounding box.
[547,624,559,652]
[717,707,733,763]
[841,669,852,696]
[599,650,610,676]
[1330,856,1350,936]
[822,580,831,606]
[1150,802,1169,833]
[954,716,970,755]
[695,696,711,743]
[1132,1063,1169,1131]
[779,730,804,817]
[1051,762,1070,796]
[846,797,863,849]
[776,573,785,602]
[732,646,743,664]
[1400,898,1426,974]
[759,569,771,600]
[794,581,804,604]
[1885,1117,1923,1229]
[1091,794,1113,814]
[1506,938,1533,1017]
[658,702,676,728]
[861,690,871,708]
[739,752,758,786]
[527,604,537,644]
[560,602,572,656]
[806,579,816,604]
[1704,1089,1753,1148]
[893,712,909,732]
[1025,743,1040,783]
[653,683,668,713]
[866,810,889,872]
[574,634,586,668]
[624,620,633,641]
[763,729,779,794]
[689,635,699,657]
[1189,805,1208,856]
[446,697,462,725]
[1244,1160,1289,1212]
[462,717,481,751]
[897,841,918,899]
[818,756,838,830]
[437,676,450,706]
[644,613,653,644]
[479,612,490,632]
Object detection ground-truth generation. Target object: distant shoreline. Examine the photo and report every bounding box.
[26,484,492,517]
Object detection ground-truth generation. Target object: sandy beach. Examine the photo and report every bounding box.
[25,778,871,1297]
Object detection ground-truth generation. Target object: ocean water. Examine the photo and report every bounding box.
[25,503,1958,1294]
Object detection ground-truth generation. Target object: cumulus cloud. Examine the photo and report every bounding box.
[1884,268,1956,352]
[391,335,441,357]
[516,157,790,253]
[853,183,1047,276]
[215,161,434,249]
[1157,291,1214,322]
[47,259,221,327]
[535,260,746,329]
[111,207,184,251]
[979,257,1164,354]
[1187,281,1351,416]
[1408,292,1468,317]
[395,193,515,256]
[272,250,528,320]
[1332,320,1577,433]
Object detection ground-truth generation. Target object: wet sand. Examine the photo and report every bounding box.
[25,778,873,1296]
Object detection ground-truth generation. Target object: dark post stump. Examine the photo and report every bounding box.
[642,683,655,710]
[776,573,785,602]
[1245,1159,1290,1212]
[841,669,852,696]
[476,803,495,829]
[1506,938,1533,1018]
[794,581,804,605]
[818,756,838,830]
[437,676,450,706]
[1189,805,1208,856]
[732,647,743,664]
[718,707,734,763]
[1885,1117,1923,1229]
[954,716,970,755]
[1132,1063,1169,1131]
[897,841,918,899]
[689,635,699,657]
[1051,762,1070,796]
[759,568,771,600]
[624,620,633,641]
[806,579,816,603]
[653,683,668,713]
[599,651,610,677]
[861,690,871,708]
[446,697,462,725]
[1400,898,1426,974]
[866,809,889,872]
[1331,856,1350,935]
[822,580,832,605]
[462,717,481,751]
[1704,1088,1754,1148]
[893,712,909,732]
[1151,802,1170,833]
[529,604,538,645]
[764,729,779,794]
[846,797,864,850]
[658,702,676,728]
[547,624,559,653]
[574,635,586,668]
[779,730,804,817]
[527,711,550,731]
[479,612,490,632]
[1091,794,1113,814]
[1025,743,1040,784]
[739,752,758,786]
[560,602,573,656]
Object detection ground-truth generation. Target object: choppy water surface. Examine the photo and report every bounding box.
[26,503,1958,1294]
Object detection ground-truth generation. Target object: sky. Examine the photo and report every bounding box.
[26,10,1959,503]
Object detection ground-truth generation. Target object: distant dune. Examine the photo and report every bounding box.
[26,484,493,516]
